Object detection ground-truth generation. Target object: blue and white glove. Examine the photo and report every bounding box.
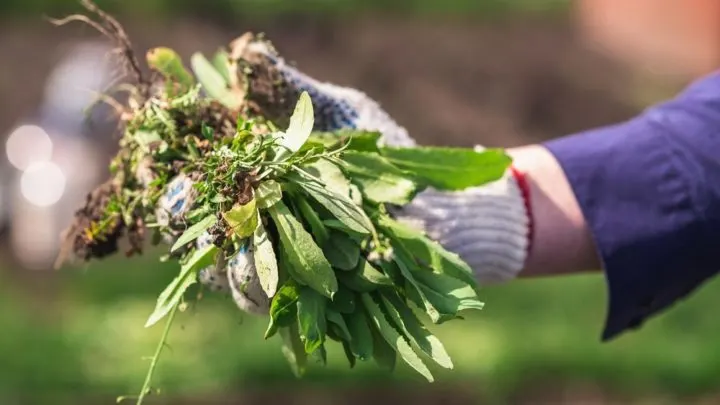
[247,41,530,285]
[158,41,530,315]
[155,175,269,314]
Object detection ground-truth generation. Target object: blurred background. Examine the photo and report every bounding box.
[2,0,720,404]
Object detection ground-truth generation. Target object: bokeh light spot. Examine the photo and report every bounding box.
[20,161,66,207]
[6,124,53,170]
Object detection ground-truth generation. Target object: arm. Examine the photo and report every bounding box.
[520,71,720,340]
[239,40,720,339]
[507,145,600,279]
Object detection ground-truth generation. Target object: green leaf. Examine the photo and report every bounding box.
[146,47,195,94]
[292,170,373,235]
[305,132,339,149]
[255,180,283,209]
[341,340,357,369]
[190,52,242,109]
[145,245,218,327]
[170,214,216,252]
[265,280,300,339]
[135,130,163,153]
[322,219,367,243]
[211,49,232,84]
[413,270,485,316]
[340,151,420,205]
[304,158,351,198]
[279,91,314,155]
[346,309,374,361]
[362,293,433,381]
[311,344,328,366]
[253,219,279,298]
[370,322,396,372]
[222,199,258,239]
[279,322,307,377]
[338,258,393,292]
[381,147,512,190]
[345,131,382,152]
[380,291,453,369]
[296,197,329,245]
[393,250,441,323]
[329,285,356,314]
[377,216,476,287]
[327,309,352,342]
[322,230,360,271]
[309,130,381,153]
[201,123,214,141]
[268,201,338,298]
[297,287,327,354]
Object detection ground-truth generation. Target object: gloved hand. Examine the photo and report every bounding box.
[248,41,532,284]
[160,39,532,314]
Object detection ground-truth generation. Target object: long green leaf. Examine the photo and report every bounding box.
[378,215,477,288]
[338,258,393,292]
[211,49,232,84]
[269,201,338,298]
[380,146,512,190]
[413,270,485,315]
[304,158,351,198]
[329,285,356,314]
[145,245,218,327]
[253,219,279,298]
[190,52,242,109]
[340,151,420,205]
[170,214,216,252]
[278,91,314,156]
[322,230,360,271]
[371,326,396,372]
[297,287,327,354]
[295,196,330,245]
[291,170,373,235]
[265,280,300,339]
[345,309,374,361]
[362,293,433,381]
[327,309,352,342]
[393,248,441,323]
[380,291,453,369]
[341,340,357,369]
[279,322,307,377]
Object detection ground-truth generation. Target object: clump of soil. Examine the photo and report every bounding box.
[50,1,303,270]
[55,179,123,268]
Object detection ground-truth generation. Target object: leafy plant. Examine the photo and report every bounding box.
[52,3,512,403]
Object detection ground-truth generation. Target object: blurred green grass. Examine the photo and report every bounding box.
[3,250,720,404]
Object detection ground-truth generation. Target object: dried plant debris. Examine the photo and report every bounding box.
[52,2,513,403]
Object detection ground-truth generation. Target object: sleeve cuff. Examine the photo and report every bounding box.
[543,112,711,341]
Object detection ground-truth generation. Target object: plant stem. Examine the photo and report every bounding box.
[136,300,179,405]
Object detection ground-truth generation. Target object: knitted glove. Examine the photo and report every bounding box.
[252,42,532,285]
[170,41,532,315]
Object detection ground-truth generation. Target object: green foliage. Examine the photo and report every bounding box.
[222,199,259,238]
[62,34,514,402]
[170,214,216,252]
[269,201,339,299]
[145,245,218,328]
[253,219,280,297]
[380,147,511,190]
[190,52,242,109]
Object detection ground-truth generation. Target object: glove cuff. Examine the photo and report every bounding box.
[395,167,531,284]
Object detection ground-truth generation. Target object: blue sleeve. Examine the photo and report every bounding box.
[542,71,720,341]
